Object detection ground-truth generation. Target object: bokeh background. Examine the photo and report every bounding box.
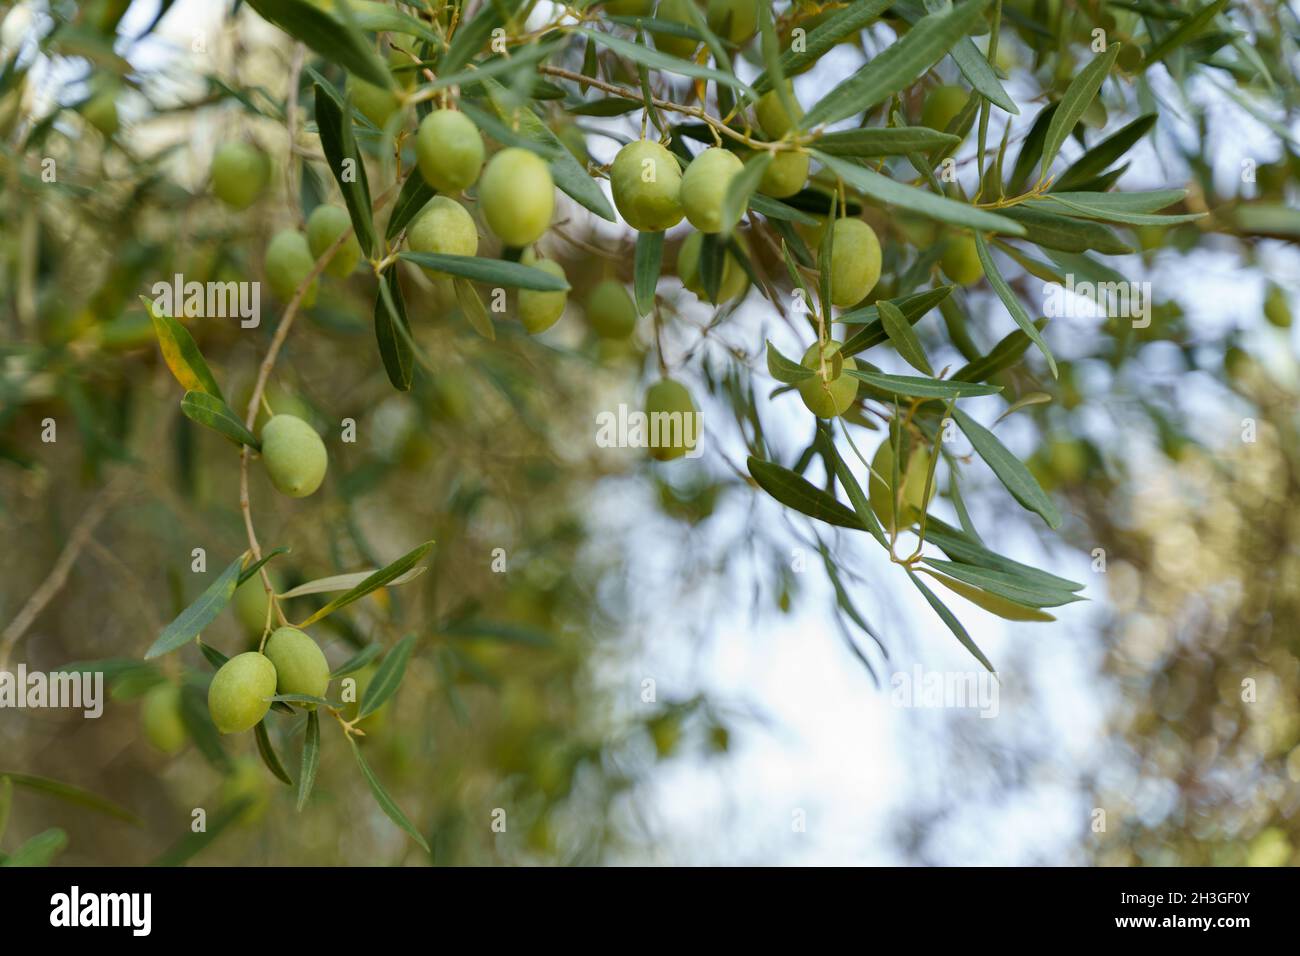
[1,0,1298,865]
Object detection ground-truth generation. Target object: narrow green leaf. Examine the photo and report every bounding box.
[330,644,381,679]
[385,172,436,241]
[973,233,1057,377]
[375,271,414,392]
[297,541,434,628]
[845,367,999,399]
[634,231,664,316]
[453,276,495,341]
[146,552,247,658]
[800,0,993,130]
[348,736,430,853]
[839,286,955,356]
[245,0,392,89]
[814,152,1026,235]
[142,296,223,400]
[296,710,320,812]
[820,427,890,548]
[878,299,933,375]
[0,777,10,845]
[749,193,821,225]
[1040,43,1121,178]
[396,252,569,290]
[925,516,1084,591]
[996,205,1133,254]
[921,569,1055,621]
[1144,0,1230,67]
[180,391,260,449]
[278,566,425,600]
[236,547,290,586]
[358,633,416,720]
[1,773,141,825]
[314,79,377,257]
[923,557,1083,608]
[906,568,996,672]
[254,721,294,786]
[722,152,772,237]
[950,319,1046,382]
[177,682,231,772]
[948,35,1018,113]
[766,340,815,384]
[2,828,67,867]
[1052,114,1156,191]
[951,406,1061,528]
[754,0,892,92]
[746,456,865,531]
[816,126,961,157]
[1033,194,1204,226]
[151,798,251,866]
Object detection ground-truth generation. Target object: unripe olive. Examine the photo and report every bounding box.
[828,218,883,307]
[644,378,698,461]
[796,341,859,418]
[141,682,186,754]
[407,196,478,277]
[585,279,637,339]
[518,255,568,334]
[348,76,400,128]
[939,234,983,286]
[207,652,277,734]
[706,0,756,43]
[261,413,328,497]
[680,147,744,233]
[677,230,748,304]
[611,140,684,232]
[1264,282,1292,329]
[306,204,362,278]
[222,758,271,824]
[758,150,809,198]
[479,147,555,247]
[1116,41,1144,73]
[343,663,389,734]
[265,229,318,306]
[649,713,682,757]
[232,573,277,636]
[211,142,270,210]
[415,109,485,193]
[654,0,700,59]
[604,0,653,13]
[922,85,968,132]
[868,440,934,529]
[264,626,330,708]
[557,123,589,165]
[755,83,801,140]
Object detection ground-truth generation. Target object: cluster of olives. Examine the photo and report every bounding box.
[207,626,331,734]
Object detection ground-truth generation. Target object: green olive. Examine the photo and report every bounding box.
[1264,282,1292,329]
[415,109,485,193]
[264,230,318,306]
[921,85,968,132]
[755,83,801,140]
[261,413,328,498]
[479,147,555,247]
[264,626,330,708]
[868,440,934,530]
[611,140,684,232]
[828,218,882,307]
[211,142,269,210]
[796,340,858,418]
[306,204,362,278]
[141,682,186,754]
[343,663,389,734]
[654,0,700,59]
[231,573,278,636]
[758,150,809,198]
[939,234,983,286]
[649,713,682,757]
[207,652,277,734]
[518,254,568,334]
[644,378,698,461]
[706,0,756,44]
[585,279,637,339]
[221,758,271,824]
[680,147,744,233]
[677,230,748,303]
[82,83,119,137]
[406,196,479,277]
[348,76,400,128]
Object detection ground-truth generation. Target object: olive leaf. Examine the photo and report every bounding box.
[254,721,294,786]
[950,318,1046,382]
[375,271,414,392]
[906,568,996,673]
[1143,0,1230,68]
[348,736,430,853]
[277,566,426,599]
[816,127,962,157]
[0,773,141,825]
[950,406,1062,529]
[358,633,416,720]
[840,286,954,355]
[296,710,320,812]
[313,77,376,258]
[722,152,772,237]
[396,252,570,290]
[385,172,436,242]
[766,340,815,385]
[142,296,223,401]
[146,552,248,658]
[236,547,290,586]
[330,644,382,679]
[244,0,391,89]
[634,230,664,316]
[453,277,495,341]
[921,557,1083,608]
[180,390,259,449]
[575,27,755,98]
[1052,113,1156,191]
[844,368,999,400]
[1040,43,1121,179]
[297,540,434,628]
[877,300,934,376]
[973,233,1058,378]
[151,798,252,866]
[747,456,865,531]
[2,828,67,867]
[754,0,893,92]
